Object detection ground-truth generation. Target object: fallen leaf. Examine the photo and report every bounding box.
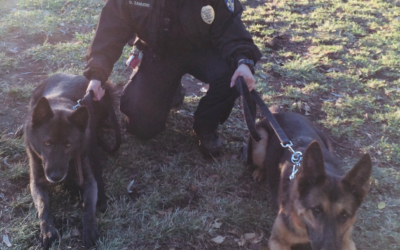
[197,82,203,86]
[71,228,80,237]
[378,202,386,209]
[157,207,173,215]
[297,101,302,112]
[227,229,240,237]
[304,103,311,116]
[244,233,256,240]
[211,219,222,229]
[250,233,263,244]
[211,235,225,244]
[259,73,267,79]
[187,184,198,192]
[237,235,246,246]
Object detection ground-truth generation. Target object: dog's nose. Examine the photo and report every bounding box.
[46,172,66,183]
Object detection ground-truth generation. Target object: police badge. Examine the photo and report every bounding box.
[201,5,215,24]
[225,0,234,13]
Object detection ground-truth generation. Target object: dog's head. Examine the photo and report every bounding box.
[293,141,372,250]
[29,97,89,183]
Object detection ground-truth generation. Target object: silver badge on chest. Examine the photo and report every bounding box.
[201,5,215,24]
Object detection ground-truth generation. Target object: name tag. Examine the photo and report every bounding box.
[129,0,153,9]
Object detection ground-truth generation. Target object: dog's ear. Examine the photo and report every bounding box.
[68,106,89,131]
[31,97,54,127]
[342,154,372,203]
[297,141,326,196]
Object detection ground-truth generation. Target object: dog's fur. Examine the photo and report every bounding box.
[246,108,372,250]
[24,73,113,249]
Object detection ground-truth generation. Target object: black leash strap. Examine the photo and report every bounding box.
[81,91,121,153]
[235,77,262,142]
[97,92,121,153]
[235,77,303,180]
[235,76,291,146]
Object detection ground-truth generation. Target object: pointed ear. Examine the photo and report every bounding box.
[297,141,326,196]
[342,154,372,202]
[31,97,54,127]
[68,106,89,131]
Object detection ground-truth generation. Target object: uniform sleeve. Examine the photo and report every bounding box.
[210,0,261,69]
[83,0,135,83]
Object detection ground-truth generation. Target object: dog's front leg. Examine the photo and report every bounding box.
[268,215,293,250]
[28,149,58,249]
[342,228,356,250]
[81,156,99,248]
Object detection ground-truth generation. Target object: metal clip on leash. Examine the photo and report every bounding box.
[281,142,303,180]
[73,99,82,110]
[235,76,303,180]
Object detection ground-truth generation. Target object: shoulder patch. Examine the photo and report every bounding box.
[225,0,234,13]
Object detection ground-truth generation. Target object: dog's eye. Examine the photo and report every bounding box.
[311,206,323,216]
[66,143,71,147]
[44,142,51,146]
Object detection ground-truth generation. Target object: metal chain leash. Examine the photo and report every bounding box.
[281,142,303,180]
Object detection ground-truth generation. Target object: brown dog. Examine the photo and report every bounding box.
[246,109,372,250]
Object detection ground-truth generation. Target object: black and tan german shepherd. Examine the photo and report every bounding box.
[24,73,114,249]
[246,108,372,250]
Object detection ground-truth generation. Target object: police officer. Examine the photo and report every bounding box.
[84,0,261,156]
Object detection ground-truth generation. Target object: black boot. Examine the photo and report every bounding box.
[194,128,222,157]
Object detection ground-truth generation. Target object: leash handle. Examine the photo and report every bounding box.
[235,76,291,146]
[235,77,261,141]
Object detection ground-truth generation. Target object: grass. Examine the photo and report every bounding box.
[0,0,400,249]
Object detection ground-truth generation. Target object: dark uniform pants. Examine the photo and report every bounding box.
[120,48,239,139]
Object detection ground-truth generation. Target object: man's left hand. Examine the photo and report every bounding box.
[230,64,256,91]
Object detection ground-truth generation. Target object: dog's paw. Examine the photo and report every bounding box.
[252,168,266,182]
[82,225,99,248]
[40,222,59,250]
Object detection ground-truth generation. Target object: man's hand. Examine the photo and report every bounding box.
[86,79,105,101]
[230,64,256,91]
